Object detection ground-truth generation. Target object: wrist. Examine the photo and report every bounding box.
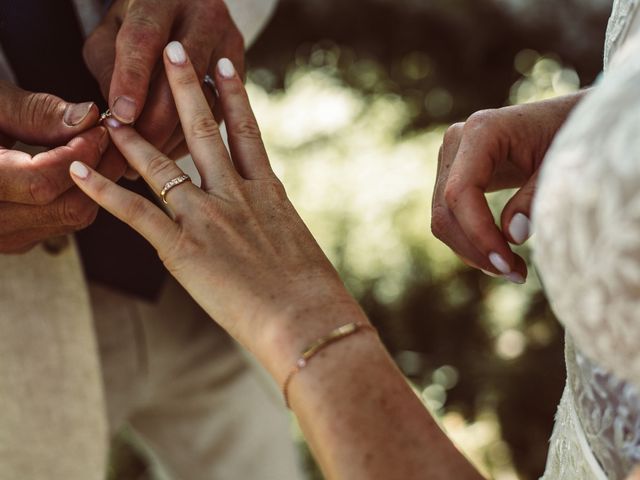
[257,294,370,386]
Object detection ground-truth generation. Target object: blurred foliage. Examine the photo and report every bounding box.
[112,1,613,479]
[247,1,611,478]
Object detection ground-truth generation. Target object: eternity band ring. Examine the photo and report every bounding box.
[160,174,192,204]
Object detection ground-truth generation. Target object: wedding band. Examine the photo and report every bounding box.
[99,109,112,123]
[160,174,191,204]
[203,74,218,96]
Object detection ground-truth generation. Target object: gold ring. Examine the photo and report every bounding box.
[160,174,191,204]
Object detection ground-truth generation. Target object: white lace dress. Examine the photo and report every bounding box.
[535,1,640,478]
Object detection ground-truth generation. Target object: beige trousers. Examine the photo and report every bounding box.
[91,278,304,480]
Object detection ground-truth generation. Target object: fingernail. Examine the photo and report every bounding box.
[489,252,511,274]
[105,117,123,129]
[98,127,110,152]
[70,161,89,179]
[217,58,235,79]
[64,102,95,126]
[166,41,187,65]
[509,213,531,245]
[112,96,137,124]
[505,272,525,284]
[481,269,499,278]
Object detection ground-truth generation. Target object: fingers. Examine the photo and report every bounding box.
[130,74,180,151]
[501,171,538,245]
[83,13,118,99]
[163,41,238,187]
[69,161,178,251]
[214,58,275,180]
[432,125,495,271]
[0,82,99,146]
[0,127,109,204]
[0,187,99,232]
[106,123,200,208]
[109,2,176,124]
[432,122,527,283]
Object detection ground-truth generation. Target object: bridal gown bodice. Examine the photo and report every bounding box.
[535,1,640,478]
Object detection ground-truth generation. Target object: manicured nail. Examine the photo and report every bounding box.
[489,252,510,274]
[70,161,89,179]
[166,41,187,65]
[64,102,95,126]
[505,272,525,284]
[509,213,531,245]
[112,96,137,124]
[105,117,123,129]
[217,58,235,79]
[481,269,499,278]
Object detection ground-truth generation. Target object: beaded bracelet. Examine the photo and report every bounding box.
[282,322,377,408]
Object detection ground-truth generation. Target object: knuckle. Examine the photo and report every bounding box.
[234,120,262,141]
[189,115,220,141]
[257,179,286,202]
[29,172,60,205]
[465,109,497,131]
[61,198,98,228]
[121,14,164,46]
[145,153,175,181]
[19,93,60,128]
[117,60,151,86]
[443,122,464,144]
[122,196,148,224]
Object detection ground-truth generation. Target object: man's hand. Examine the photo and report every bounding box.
[84,0,245,162]
[0,81,107,254]
[431,92,586,282]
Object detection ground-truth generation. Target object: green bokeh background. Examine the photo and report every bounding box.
[110,1,613,478]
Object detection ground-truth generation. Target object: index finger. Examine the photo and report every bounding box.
[109,2,176,124]
[444,125,526,280]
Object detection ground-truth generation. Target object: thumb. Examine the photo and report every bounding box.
[0,82,99,147]
[501,170,539,245]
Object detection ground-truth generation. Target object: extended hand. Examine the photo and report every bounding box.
[71,43,356,381]
[0,82,107,253]
[431,92,586,281]
[84,0,245,165]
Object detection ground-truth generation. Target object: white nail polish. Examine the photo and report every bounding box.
[217,58,235,78]
[166,41,187,65]
[505,272,525,284]
[481,269,499,278]
[489,252,511,274]
[509,213,531,245]
[70,161,89,179]
[105,117,122,129]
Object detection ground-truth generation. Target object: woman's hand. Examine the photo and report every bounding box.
[71,42,486,480]
[71,42,359,383]
[431,92,586,281]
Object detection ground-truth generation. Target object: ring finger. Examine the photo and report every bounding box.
[106,123,200,210]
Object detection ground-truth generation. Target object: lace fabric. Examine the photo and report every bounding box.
[604,0,638,69]
[534,1,640,478]
[570,340,640,479]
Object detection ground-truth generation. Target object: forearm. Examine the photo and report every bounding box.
[267,309,485,480]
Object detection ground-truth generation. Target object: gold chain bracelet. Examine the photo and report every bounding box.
[282,322,377,408]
